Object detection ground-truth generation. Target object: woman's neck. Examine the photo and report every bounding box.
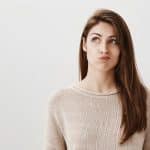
[79,68,117,93]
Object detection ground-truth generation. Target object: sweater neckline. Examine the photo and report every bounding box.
[71,83,120,97]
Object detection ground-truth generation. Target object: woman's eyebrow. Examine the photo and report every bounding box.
[90,33,117,38]
[90,33,102,37]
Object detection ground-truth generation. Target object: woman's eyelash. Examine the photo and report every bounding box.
[110,39,116,42]
[91,37,99,41]
[91,37,119,44]
[110,39,118,44]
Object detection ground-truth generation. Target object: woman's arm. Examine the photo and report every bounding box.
[43,93,67,150]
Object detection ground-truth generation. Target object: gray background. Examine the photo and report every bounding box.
[0,0,149,150]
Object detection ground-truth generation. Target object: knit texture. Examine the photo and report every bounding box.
[44,83,150,150]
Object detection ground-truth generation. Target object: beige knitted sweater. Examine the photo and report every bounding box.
[44,84,150,150]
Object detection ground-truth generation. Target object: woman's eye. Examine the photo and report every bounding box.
[92,37,98,41]
[91,37,100,42]
[110,39,118,45]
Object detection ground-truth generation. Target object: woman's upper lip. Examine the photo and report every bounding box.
[99,55,111,59]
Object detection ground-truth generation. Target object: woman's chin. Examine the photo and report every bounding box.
[95,65,115,72]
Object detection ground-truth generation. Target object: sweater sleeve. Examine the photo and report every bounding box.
[43,92,67,150]
[143,89,150,150]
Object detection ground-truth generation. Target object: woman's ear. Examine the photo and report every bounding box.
[82,37,87,52]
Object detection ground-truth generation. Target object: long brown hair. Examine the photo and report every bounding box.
[78,9,148,144]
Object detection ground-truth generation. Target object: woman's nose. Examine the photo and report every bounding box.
[98,42,108,54]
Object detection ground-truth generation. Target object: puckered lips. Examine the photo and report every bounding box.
[98,55,111,60]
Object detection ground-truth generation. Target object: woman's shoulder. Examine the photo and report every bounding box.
[47,83,76,108]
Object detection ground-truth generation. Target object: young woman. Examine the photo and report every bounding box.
[44,9,150,150]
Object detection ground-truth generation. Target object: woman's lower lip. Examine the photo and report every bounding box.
[99,58,110,60]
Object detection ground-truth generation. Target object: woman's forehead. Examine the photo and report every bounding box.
[88,22,117,38]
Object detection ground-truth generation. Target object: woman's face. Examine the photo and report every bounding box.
[83,21,120,72]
